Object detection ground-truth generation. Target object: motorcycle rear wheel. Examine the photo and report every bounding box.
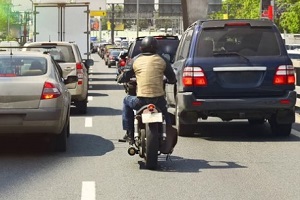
[145,123,159,170]
[139,129,146,158]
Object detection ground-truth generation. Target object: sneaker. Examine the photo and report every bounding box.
[123,130,133,141]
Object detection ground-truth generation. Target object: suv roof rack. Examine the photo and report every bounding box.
[136,35,179,41]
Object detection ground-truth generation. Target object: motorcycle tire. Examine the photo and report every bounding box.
[139,129,146,158]
[145,123,160,170]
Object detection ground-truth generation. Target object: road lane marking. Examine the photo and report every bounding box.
[88,96,93,101]
[85,117,93,127]
[81,181,95,200]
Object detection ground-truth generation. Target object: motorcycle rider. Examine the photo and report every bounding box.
[117,36,177,143]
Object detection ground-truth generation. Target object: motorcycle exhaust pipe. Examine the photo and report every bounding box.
[134,117,139,139]
[128,146,137,156]
[162,120,167,140]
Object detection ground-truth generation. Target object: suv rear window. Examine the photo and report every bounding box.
[131,36,179,62]
[196,26,281,57]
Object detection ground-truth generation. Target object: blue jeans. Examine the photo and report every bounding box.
[122,95,171,132]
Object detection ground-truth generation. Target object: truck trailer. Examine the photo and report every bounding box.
[32,2,91,59]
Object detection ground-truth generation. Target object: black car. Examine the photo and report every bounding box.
[165,19,296,137]
[107,49,122,68]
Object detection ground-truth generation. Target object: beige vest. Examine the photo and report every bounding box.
[133,54,166,97]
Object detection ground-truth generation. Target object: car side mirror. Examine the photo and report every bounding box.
[64,75,78,84]
[84,59,94,68]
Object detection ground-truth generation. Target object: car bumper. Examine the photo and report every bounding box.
[176,91,297,123]
[109,60,117,65]
[0,108,65,135]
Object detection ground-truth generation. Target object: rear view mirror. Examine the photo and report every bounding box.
[84,59,94,68]
[162,53,171,63]
[64,75,78,84]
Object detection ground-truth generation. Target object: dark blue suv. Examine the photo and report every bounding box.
[165,19,296,137]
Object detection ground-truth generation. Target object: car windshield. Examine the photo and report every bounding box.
[0,56,47,77]
[196,26,281,57]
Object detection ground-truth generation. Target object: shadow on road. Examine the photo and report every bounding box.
[89,83,123,90]
[70,106,122,116]
[183,121,300,142]
[89,72,116,76]
[0,133,114,157]
[88,92,109,97]
[90,78,117,82]
[138,156,247,172]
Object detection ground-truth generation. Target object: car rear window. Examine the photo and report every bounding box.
[0,56,47,77]
[196,26,281,57]
[111,50,121,56]
[27,45,76,63]
[132,38,179,62]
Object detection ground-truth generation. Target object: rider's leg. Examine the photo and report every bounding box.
[122,95,141,139]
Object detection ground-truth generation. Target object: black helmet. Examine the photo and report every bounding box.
[140,36,158,54]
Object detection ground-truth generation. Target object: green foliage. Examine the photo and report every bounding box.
[279,1,300,33]
[210,0,260,20]
[277,1,300,33]
[211,0,300,33]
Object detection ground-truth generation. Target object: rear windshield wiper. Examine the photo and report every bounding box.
[54,60,65,63]
[213,51,249,62]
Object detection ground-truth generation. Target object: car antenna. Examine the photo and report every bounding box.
[49,35,51,42]
[10,43,13,55]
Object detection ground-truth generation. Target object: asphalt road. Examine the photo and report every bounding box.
[0,54,300,200]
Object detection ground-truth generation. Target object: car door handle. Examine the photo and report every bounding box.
[64,67,74,71]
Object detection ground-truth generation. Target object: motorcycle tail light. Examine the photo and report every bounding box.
[147,104,155,111]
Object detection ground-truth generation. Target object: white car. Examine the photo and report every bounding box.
[23,41,94,114]
[287,50,300,60]
[0,41,20,51]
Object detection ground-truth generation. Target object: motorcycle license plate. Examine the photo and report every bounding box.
[142,113,163,123]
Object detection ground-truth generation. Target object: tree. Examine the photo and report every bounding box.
[209,0,260,20]
[0,0,9,37]
[277,0,300,33]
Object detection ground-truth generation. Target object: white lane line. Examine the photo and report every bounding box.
[81,181,95,200]
[85,117,93,127]
[88,96,93,101]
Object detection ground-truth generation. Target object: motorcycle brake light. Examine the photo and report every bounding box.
[147,104,155,111]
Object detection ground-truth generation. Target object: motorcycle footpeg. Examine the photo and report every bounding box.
[118,139,127,143]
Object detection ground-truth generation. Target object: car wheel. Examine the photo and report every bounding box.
[54,117,69,152]
[175,104,194,137]
[76,97,88,114]
[269,118,292,137]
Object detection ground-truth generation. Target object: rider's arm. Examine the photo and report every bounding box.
[117,66,134,83]
[163,58,177,84]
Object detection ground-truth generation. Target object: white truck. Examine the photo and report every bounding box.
[32,1,91,59]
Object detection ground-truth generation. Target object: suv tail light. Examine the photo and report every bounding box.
[273,65,295,85]
[182,67,207,87]
[41,82,61,99]
[76,62,84,85]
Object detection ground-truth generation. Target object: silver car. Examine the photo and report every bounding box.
[0,50,78,152]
